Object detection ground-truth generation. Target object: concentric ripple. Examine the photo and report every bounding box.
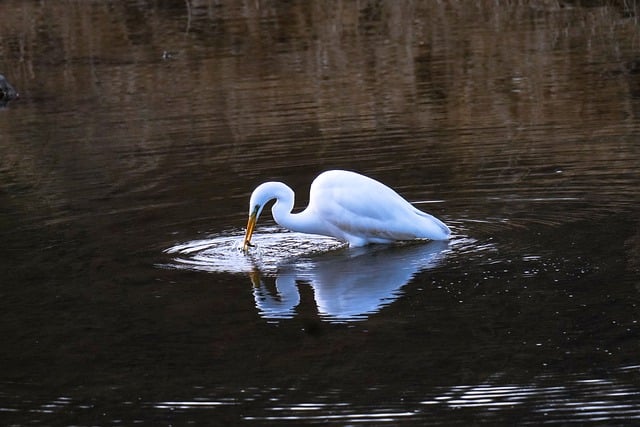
[161,225,347,274]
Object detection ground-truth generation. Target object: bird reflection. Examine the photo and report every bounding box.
[249,240,449,322]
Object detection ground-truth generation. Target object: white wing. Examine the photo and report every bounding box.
[307,171,449,244]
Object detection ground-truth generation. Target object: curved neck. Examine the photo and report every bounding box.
[252,181,326,236]
[271,190,322,236]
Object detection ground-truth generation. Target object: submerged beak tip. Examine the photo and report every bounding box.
[242,212,258,252]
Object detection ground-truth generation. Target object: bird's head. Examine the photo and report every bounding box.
[242,182,284,251]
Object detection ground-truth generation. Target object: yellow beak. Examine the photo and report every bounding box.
[243,212,257,251]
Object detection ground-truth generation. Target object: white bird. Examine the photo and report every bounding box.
[242,170,451,250]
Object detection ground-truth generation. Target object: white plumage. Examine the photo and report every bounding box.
[243,170,451,249]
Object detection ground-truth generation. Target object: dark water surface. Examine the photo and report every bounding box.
[2,1,640,425]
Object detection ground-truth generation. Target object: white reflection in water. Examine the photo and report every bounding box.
[153,400,237,408]
[141,369,640,424]
[419,371,640,423]
[162,226,450,322]
[6,369,640,424]
[251,240,449,322]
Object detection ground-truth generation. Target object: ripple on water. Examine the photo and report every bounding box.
[161,225,347,275]
[162,225,494,277]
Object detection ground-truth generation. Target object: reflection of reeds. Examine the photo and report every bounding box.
[0,0,639,217]
[1,2,638,126]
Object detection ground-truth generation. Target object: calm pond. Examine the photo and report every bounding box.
[1,1,640,425]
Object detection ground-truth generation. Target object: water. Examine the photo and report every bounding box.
[1,0,640,425]
[165,230,449,322]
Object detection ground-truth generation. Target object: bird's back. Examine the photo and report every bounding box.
[307,170,450,245]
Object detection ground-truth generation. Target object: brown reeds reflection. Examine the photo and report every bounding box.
[0,0,638,225]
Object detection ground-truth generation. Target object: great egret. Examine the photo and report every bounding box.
[242,170,451,250]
